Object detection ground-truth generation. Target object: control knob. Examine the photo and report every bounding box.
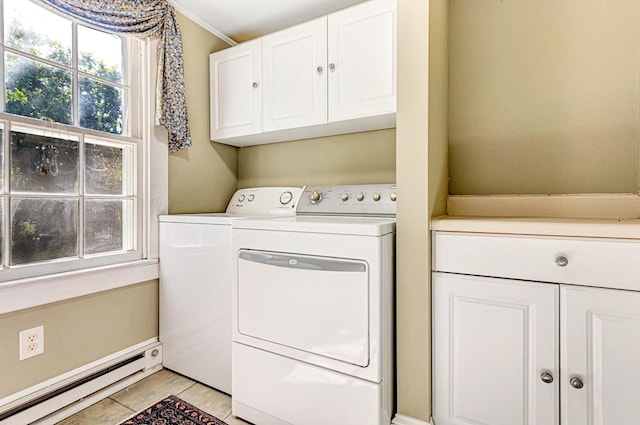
[248,194,255,202]
[238,194,245,202]
[390,193,397,202]
[356,193,365,201]
[309,191,322,204]
[279,191,293,205]
[372,193,381,202]
[340,193,349,201]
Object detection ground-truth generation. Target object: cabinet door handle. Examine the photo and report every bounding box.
[555,255,569,267]
[329,63,335,72]
[570,376,584,389]
[316,65,323,74]
[540,371,554,384]
[252,82,258,89]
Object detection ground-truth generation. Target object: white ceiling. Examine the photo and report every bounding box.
[170,0,367,45]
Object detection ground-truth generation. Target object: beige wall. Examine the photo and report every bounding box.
[0,280,158,398]
[448,0,640,195]
[237,129,395,187]
[169,13,238,213]
[396,0,448,421]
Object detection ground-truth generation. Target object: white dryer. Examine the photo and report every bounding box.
[159,187,302,394]
[231,184,396,425]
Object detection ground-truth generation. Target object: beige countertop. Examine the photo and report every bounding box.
[431,216,640,239]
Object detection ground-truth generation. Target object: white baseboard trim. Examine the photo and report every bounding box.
[0,339,162,425]
[392,413,432,425]
[0,338,158,408]
[32,363,162,425]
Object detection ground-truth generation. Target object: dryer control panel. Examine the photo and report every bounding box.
[297,184,397,216]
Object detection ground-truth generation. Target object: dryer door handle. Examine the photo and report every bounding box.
[238,250,366,273]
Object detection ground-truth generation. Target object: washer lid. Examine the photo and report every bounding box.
[159,213,253,224]
[232,215,396,236]
[159,187,304,224]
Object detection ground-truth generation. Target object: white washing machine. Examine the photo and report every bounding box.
[159,187,302,394]
[231,184,396,425]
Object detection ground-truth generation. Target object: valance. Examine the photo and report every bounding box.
[35,0,191,151]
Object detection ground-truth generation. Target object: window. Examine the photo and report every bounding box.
[0,0,143,281]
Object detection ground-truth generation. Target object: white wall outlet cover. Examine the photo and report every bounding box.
[19,325,44,360]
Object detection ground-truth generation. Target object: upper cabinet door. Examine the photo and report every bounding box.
[262,17,328,132]
[210,39,262,140]
[562,285,640,425]
[328,0,397,122]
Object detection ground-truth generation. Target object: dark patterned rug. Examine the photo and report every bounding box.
[119,395,229,425]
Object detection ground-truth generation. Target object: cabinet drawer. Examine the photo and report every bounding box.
[433,232,640,291]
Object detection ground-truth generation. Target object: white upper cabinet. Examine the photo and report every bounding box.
[209,0,397,147]
[210,39,262,140]
[262,17,327,132]
[328,0,396,121]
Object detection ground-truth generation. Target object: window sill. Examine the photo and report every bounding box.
[0,259,159,315]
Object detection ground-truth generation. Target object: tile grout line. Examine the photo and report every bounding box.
[108,397,137,414]
[175,380,197,397]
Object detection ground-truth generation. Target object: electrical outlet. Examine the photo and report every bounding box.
[19,325,44,360]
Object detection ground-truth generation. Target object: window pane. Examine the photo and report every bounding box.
[85,142,124,195]
[5,53,72,125]
[79,76,123,134]
[3,0,72,66]
[85,199,131,255]
[11,130,79,194]
[11,198,78,265]
[78,25,123,83]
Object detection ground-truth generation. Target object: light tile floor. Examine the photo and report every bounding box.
[57,369,251,425]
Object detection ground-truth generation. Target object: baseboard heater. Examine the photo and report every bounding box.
[0,340,162,425]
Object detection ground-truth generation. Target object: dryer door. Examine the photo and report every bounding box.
[237,249,369,367]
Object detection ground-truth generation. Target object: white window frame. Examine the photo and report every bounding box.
[0,4,166,312]
[0,116,143,282]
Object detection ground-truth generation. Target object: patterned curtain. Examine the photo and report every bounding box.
[35,0,191,152]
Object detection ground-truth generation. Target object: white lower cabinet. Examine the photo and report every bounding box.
[433,236,640,425]
[433,273,559,425]
[562,285,640,425]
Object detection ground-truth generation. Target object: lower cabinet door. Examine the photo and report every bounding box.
[562,285,640,425]
[433,272,559,425]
